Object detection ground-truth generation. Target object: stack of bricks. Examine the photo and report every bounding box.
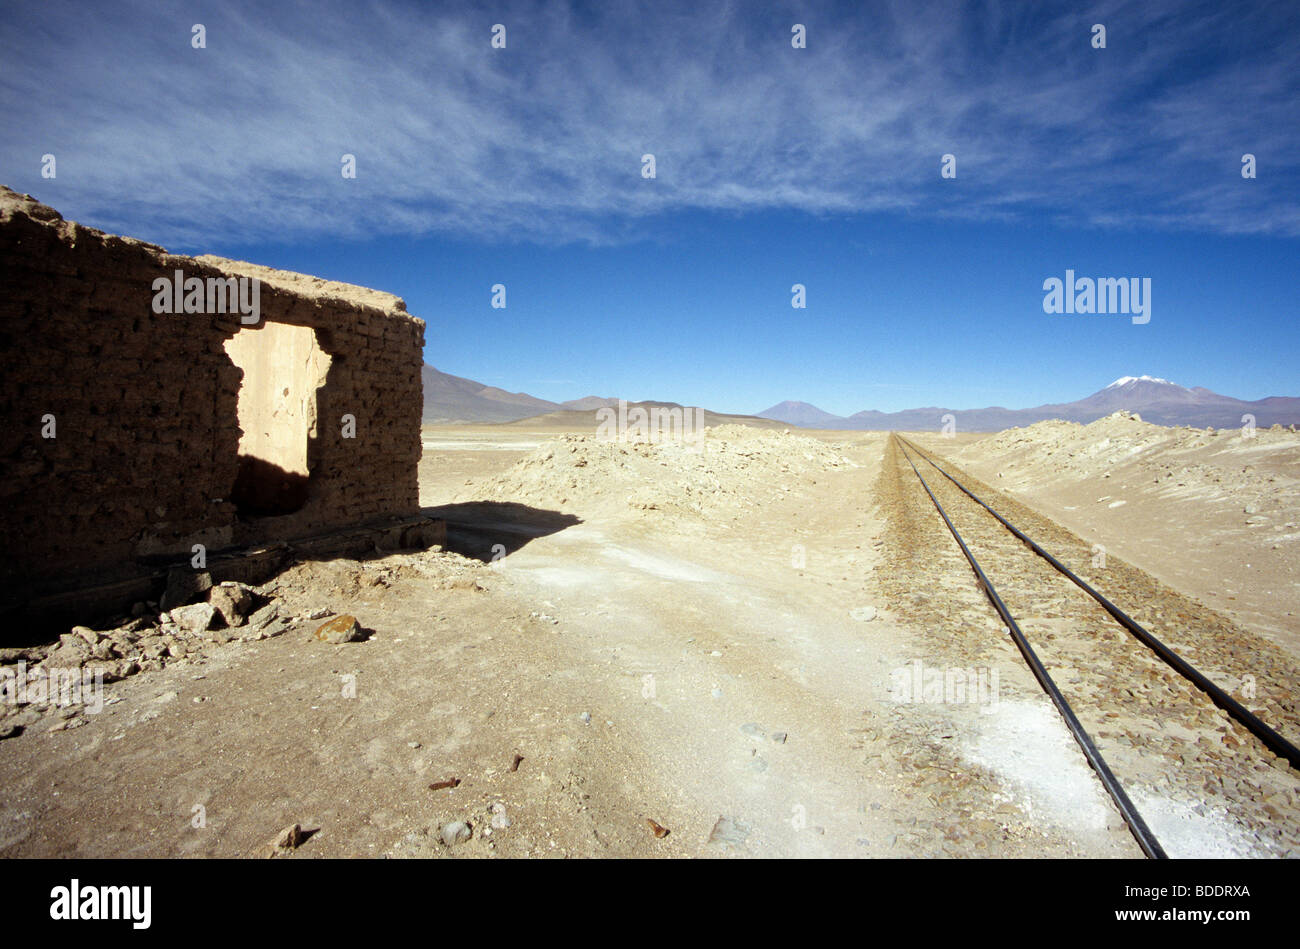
[0,185,425,608]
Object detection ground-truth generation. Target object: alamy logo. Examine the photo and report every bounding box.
[152,269,261,324]
[595,399,706,452]
[1042,270,1150,324]
[1,663,103,713]
[49,879,151,929]
[889,659,999,709]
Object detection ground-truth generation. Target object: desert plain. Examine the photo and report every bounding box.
[0,413,1297,859]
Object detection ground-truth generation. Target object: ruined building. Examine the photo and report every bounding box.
[0,186,433,631]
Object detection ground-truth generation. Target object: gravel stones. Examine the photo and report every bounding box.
[313,615,364,644]
[209,583,254,628]
[440,821,472,846]
[170,602,217,635]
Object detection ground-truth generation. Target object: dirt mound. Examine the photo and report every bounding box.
[269,549,486,598]
[463,425,857,517]
[955,411,1300,513]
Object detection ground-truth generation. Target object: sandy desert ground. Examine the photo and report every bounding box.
[915,414,1300,654]
[0,416,1296,858]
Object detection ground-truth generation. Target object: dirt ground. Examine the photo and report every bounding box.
[912,414,1300,656]
[0,420,1295,857]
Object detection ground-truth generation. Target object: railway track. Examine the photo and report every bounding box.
[891,434,1300,858]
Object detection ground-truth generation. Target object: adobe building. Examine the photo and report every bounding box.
[0,186,434,631]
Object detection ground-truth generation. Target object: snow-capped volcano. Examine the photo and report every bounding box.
[1105,375,1180,388]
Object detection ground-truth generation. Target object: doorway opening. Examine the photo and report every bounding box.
[223,322,332,516]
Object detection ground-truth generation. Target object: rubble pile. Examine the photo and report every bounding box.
[0,547,485,737]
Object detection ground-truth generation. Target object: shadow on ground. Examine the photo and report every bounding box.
[422,502,582,563]
[1,503,580,645]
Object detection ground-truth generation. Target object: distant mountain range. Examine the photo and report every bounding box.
[421,365,773,428]
[758,376,1300,431]
[424,367,1300,430]
[421,365,615,423]
[494,404,785,431]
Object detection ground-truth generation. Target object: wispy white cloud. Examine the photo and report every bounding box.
[3,0,1296,247]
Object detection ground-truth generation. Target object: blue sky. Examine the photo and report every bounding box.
[3,0,1298,415]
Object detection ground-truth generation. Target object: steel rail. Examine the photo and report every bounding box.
[895,437,1168,858]
[898,435,1300,772]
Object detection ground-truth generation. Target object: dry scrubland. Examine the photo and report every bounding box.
[0,417,1296,858]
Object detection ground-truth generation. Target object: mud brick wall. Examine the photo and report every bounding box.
[0,186,425,605]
